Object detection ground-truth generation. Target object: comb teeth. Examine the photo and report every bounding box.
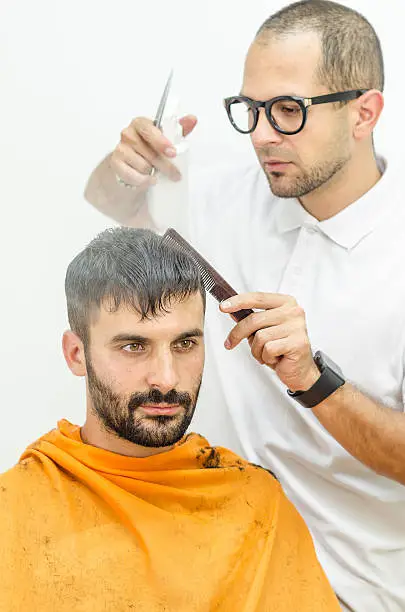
[162,228,254,322]
[163,233,215,292]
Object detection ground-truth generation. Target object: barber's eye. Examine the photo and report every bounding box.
[281,105,300,114]
[123,344,143,353]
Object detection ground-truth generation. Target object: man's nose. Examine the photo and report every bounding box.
[145,351,180,395]
[251,108,284,148]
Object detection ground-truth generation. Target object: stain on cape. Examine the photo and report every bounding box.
[197,446,223,469]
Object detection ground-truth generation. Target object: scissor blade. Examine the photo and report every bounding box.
[153,69,174,129]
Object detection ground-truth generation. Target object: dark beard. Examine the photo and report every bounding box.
[85,356,200,448]
[265,155,349,198]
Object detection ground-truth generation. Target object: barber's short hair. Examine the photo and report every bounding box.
[256,0,384,93]
[65,227,206,346]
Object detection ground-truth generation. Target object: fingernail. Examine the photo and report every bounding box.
[164,147,177,158]
[171,171,182,182]
[221,300,232,310]
[224,339,231,349]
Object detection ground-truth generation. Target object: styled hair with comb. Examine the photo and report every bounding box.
[65,227,206,346]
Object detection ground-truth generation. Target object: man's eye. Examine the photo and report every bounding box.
[281,105,300,114]
[174,339,195,351]
[122,344,143,353]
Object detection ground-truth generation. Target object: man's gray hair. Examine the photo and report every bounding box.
[256,0,384,93]
[65,227,206,346]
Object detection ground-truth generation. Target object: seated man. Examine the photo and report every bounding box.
[0,228,339,611]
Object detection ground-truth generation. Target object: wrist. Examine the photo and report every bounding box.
[287,351,345,409]
[290,364,321,393]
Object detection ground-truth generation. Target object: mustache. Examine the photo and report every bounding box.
[128,388,192,411]
[257,147,293,162]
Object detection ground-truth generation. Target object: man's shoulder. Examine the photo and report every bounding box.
[209,443,281,488]
[0,458,48,553]
[0,456,49,510]
[242,459,283,498]
[208,445,302,519]
[192,435,278,480]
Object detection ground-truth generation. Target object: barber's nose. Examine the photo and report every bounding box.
[251,108,284,148]
[145,352,179,395]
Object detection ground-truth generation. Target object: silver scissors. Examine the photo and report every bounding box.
[116,70,174,188]
[150,69,174,177]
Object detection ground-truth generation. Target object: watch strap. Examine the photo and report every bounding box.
[287,351,345,408]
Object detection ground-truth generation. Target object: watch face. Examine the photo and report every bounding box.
[315,351,344,378]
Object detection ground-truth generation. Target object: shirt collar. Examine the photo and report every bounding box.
[274,157,397,250]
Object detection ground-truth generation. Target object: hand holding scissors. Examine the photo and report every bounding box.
[112,71,197,190]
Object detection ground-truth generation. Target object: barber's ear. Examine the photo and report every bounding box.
[62,330,86,377]
[352,89,384,140]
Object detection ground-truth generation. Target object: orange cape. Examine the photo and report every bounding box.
[0,420,339,611]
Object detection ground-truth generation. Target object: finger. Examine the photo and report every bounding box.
[249,334,267,365]
[220,292,295,313]
[262,338,289,363]
[131,117,177,158]
[112,158,154,189]
[250,327,289,362]
[120,134,181,181]
[224,310,288,349]
[113,142,153,176]
[248,334,278,367]
[179,114,198,137]
[134,138,182,181]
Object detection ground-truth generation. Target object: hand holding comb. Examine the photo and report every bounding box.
[162,228,254,322]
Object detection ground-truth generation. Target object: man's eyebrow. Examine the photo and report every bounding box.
[110,333,149,345]
[238,91,302,99]
[109,329,204,345]
[174,329,204,342]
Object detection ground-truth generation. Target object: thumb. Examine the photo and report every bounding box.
[179,115,198,137]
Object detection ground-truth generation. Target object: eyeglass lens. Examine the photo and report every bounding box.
[228,98,304,134]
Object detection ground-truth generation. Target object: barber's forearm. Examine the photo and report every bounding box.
[312,383,405,485]
[84,154,146,225]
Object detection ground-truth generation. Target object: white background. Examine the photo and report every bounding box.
[0,0,403,470]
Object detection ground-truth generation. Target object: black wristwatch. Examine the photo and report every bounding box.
[287,350,345,408]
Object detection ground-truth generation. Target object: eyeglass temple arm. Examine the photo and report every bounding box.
[309,90,368,106]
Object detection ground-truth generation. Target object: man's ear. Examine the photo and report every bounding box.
[352,89,384,141]
[62,330,87,377]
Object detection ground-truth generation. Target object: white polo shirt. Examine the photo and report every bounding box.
[147,157,405,611]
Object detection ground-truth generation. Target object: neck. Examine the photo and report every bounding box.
[80,411,174,458]
[298,148,382,221]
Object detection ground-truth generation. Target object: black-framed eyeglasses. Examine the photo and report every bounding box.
[224,90,368,136]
